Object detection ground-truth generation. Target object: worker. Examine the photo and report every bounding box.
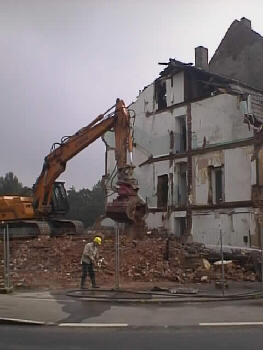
[80,236,102,289]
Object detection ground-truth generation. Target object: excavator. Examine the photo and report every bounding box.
[0,99,146,236]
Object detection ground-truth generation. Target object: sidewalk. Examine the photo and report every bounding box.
[0,281,262,326]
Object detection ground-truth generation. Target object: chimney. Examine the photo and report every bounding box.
[240,17,251,29]
[195,46,208,71]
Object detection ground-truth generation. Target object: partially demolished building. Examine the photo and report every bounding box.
[104,18,263,248]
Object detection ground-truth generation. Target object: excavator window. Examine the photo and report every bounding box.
[51,182,69,215]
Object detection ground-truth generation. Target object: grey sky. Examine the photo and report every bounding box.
[0,0,263,190]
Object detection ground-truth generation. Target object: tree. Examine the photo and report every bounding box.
[0,172,32,196]
[65,180,105,227]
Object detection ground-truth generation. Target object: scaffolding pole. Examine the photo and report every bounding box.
[3,223,11,291]
[115,223,120,290]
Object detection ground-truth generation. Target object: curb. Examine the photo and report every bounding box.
[66,289,263,304]
[0,318,47,326]
[0,319,128,328]
[0,287,13,294]
[70,295,263,303]
[0,318,128,327]
[1,318,263,328]
[58,323,129,327]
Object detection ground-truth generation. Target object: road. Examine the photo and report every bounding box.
[1,289,263,326]
[0,325,263,350]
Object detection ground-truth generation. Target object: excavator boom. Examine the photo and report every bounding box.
[0,99,146,236]
[33,112,116,215]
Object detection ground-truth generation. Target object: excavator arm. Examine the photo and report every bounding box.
[33,99,146,226]
[33,106,117,215]
[0,99,146,237]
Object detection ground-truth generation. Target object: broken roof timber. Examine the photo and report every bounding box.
[158,58,263,94]
[157,58,263,124]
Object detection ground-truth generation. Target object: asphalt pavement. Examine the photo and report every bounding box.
[0,325,263,350]
[1,284,263,350]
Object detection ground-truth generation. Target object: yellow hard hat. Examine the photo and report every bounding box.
[94,236,102,245]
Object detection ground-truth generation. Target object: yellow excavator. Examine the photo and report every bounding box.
[0,99,146,236]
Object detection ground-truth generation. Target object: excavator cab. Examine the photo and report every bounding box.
[51,182,69,215]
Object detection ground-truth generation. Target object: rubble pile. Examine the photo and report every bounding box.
[0,234,260,289]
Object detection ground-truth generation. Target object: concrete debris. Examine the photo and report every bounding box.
[214,260,233,266]
[0,234,261,289]
[200,275,209,283]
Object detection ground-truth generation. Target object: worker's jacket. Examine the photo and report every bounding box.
[81,242,99,264]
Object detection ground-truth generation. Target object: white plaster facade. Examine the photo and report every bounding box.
[104,62,263,249]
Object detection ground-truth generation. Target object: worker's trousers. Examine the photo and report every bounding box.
[81,261,95,288]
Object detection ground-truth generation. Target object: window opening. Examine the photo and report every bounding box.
[209,166,224,204]
[157,174,168,208]
[174,217,186,237]
[178,163,187,206]
[155,79,167,110]
[179,117,187,152]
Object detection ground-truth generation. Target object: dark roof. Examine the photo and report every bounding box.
[209,19,263,91]
[158,57,263,92]
[159,58,226,79]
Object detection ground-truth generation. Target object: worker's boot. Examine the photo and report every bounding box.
[80,277,86,289]
[91,276,99,289]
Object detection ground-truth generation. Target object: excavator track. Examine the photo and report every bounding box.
[5,220,51,238]
[48,219,84,236]
[3,219,84,238]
